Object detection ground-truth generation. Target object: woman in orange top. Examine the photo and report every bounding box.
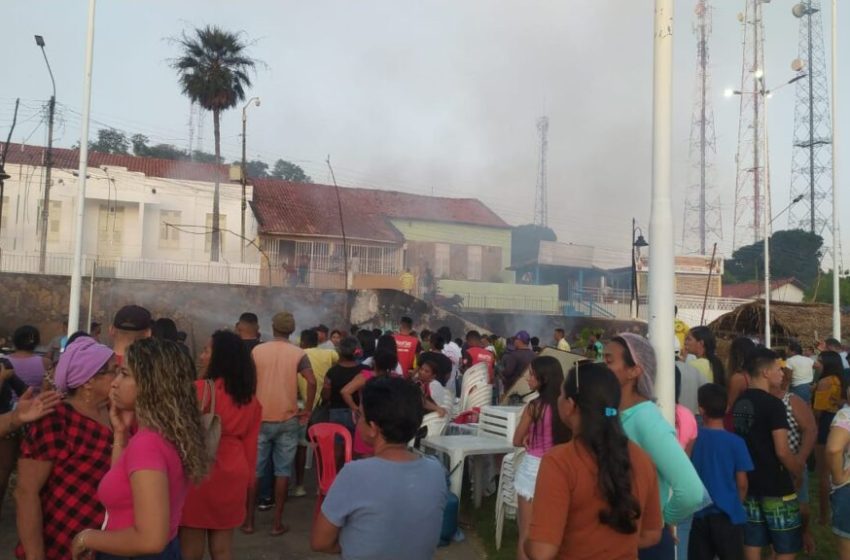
[180,330,262,560]
[813,350,846,526]
[524,362,663,560]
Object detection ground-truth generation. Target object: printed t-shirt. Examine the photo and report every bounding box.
[690,427,754,524]
[322,456,447,560]
[302,347,338,406]
[252,338,310,422]
[97,429,188,541]
[466,346,495,381]
[528,440,663,559]
[831,405,850,490]
[393,333,420,375]
[732,388,794,497]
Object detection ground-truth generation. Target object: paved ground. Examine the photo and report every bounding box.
[0,479,484,559]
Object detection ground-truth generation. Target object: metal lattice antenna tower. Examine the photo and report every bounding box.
[187,101,195,155]
[533,116,549,227]
[683,0,723,255]
[732,0,767,250]
[788,0,833,241]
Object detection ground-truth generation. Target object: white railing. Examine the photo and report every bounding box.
[0,251,262,286]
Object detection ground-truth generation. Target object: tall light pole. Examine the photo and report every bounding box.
[67,0,97,336]
[831,0,840,339]
[649,0,676,425]
[240,97,260,263]
[35,35,56,274]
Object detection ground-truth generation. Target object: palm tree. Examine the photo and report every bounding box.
[173,26,255,262]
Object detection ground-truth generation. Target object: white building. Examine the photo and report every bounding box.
[1,143,259,283]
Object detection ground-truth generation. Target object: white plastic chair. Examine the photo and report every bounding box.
[420,411,449,439]
[495,449,525,550]
[466,384,493,410]
[460,364,489,412]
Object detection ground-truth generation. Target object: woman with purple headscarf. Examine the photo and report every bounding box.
[15,337,117,560]
[604,333,706,560]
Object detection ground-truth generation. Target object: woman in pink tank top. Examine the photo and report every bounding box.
[511,356,572,560]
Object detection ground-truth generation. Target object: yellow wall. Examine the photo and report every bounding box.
[438,279,559,313]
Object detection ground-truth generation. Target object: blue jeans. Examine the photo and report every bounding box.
[97,538,180,559]
[790,383,812,405]
[256,418,300,478]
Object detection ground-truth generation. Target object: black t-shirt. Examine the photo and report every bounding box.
[326,364,365,409]
[732,388,794,497]
[500,348,536,390]
[242,337,261,353]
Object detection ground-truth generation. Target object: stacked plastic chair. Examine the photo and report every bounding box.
[494,449,525,550]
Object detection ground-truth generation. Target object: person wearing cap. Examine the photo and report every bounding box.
[604,333,706,560]
[244,311,316,537]
[499,330,537,396]
[15,338,116,560]
[110,305,152,363]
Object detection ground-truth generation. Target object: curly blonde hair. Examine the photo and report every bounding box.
[126,338,209,482]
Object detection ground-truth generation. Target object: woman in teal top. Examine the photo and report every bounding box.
[604,333,706,560]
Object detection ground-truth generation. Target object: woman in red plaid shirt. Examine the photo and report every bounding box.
[15,337,117,560]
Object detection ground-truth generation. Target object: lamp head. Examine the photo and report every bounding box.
[634,235,649,249]
[34,35,45,48]
[254,98,261,107]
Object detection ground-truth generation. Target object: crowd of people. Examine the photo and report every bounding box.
[0,308,847,560]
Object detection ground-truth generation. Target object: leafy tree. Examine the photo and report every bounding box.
[189,150,219,164]
[807,270,850,306]
[173,25,256,262]
[511,224,557,266]
[723,229,823,288]
[271,159,311,182]
[90,128,130,155]
[233,159,268,178]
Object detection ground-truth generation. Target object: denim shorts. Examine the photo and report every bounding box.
[329,408,355,434]
[742,495,802,554]
[256,418,300,478]
[831,484,850,539]
[97,538,180,559]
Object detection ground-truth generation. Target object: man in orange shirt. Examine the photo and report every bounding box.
[245,311,316,536]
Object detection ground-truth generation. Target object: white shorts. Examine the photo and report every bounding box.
[513,454,542,500]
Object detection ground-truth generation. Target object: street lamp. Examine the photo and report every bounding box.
[630,218,649,319]
[35,34,57,274]
[240,96,260,263]
[725,68,805,346]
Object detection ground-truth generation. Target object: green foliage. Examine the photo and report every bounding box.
[89,128,130,155]
[807,270,850,305]
[511,224,557,266]
[271,159,311,182]
[723,229,823,287]
[171,26,256,113]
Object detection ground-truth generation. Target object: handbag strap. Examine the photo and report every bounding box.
[207,379,216,415]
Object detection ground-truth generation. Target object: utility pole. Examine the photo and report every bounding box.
[35,35,56,274]
[240,97,260,263]
[533,116,549,227]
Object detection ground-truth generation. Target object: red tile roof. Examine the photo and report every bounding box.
[722,277,805,299]
[251,177,510,243]
[2,142,233,183]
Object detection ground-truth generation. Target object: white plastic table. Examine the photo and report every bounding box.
[420,435,517,509]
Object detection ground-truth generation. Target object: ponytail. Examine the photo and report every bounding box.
[564,362,640,534]
[689,326,726,386]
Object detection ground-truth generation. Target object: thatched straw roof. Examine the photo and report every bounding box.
[708,300,850,348]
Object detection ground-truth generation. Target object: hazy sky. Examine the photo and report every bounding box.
[2,0,848,268]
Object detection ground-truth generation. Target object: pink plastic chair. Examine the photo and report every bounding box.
[307,423,353,520]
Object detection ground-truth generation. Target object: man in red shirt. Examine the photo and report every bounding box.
[463,330,495,382]
[393,316,421,378]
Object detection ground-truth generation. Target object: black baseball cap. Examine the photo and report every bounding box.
[112,305,152,331]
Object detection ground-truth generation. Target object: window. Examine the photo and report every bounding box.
[205,213,227,253]
[48,200,62,242]
[467,245,482,280]
[159,210,181,249]
[97,204,125,256]
[434,243,450,278]
[0,196,8,232]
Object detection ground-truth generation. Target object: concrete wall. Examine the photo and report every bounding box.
[0,272,345,357]
[437,279,560,313]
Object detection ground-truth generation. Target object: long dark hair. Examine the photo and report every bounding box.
[727,336,756,376]
[689,326,726,386]
[528,356,571,447]
[817,350,844,381]
[357,329,376,360]
[206,330,256,406]
[563,362,640,534]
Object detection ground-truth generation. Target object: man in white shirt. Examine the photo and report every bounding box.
[786,340,815,403]
[437,326,461,396]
